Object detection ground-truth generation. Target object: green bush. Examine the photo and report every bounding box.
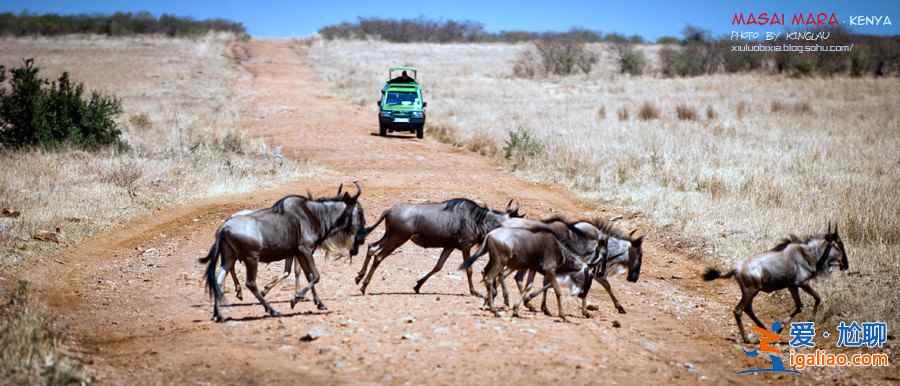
[503,128,544,162]
[0,11,246,37]
[0,59,124,151]
[617,44,646,75]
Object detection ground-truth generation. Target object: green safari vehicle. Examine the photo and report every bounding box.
[378,66,427,138]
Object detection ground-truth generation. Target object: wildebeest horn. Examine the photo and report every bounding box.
[306,189,314,199]
[629,229,638,237]
[336,183,343,196]
[506,199,513,210]
[351,181,361,200]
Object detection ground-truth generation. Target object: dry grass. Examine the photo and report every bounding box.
[0,281,87,384]
[0,35,318,382]
[309,40,900,328]
[0,35,315,263]
[676,104,698,121]
[637,102,660,120]
[705,106,717,120]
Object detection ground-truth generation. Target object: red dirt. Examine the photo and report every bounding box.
[17,40,891,385]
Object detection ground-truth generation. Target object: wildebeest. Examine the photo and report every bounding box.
[508,219,643,315]
[460,225,606,321]
[703,224,848,343]
[355,198,523,296]
[201,183,367,322]
[205,185,354,302]
[488,216,608,314]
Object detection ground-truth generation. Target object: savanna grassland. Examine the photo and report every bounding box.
[309,40,900,328]
[0,34,314,383]
[0,34,314,266]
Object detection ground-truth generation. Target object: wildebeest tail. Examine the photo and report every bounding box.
[363,210,388,235]
[459,238,489,270]
[203,230,224,300]
[702,267,735,281]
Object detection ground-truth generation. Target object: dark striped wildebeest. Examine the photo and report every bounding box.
[460,224,606,321]
[211,185,355,301]
[202,183,367,322]
[703,224,848,343]
[487,216,609,316]
[355,198,523,296]
[508,218,643,315]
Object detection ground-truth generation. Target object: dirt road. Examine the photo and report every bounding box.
[19,41,878,385]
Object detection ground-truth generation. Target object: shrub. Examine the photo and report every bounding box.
[597,106,606,120]
[512,50,540,78]
[128,113,152,130]
[637,102,660,121]
[465,133,498,157]
[617,107,629,121]
[616,44,646,76]
[675,104,697,121]
[503,128,544,162]
[0,11,246,37]
[706,106,717,120]
[0,59,123,151]
[736,101,748,120]
[533,39,597,76]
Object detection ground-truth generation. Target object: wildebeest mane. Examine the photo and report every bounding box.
[271,195,308,214]
[443,198,491,224]
[537,215,587,238]
[590,217,634,241]
[768,233,834,252]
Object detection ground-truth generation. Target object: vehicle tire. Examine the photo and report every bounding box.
[415,125,424,139]
[379,124,387,136]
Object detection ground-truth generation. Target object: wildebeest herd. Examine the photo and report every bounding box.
[200,182,848,342]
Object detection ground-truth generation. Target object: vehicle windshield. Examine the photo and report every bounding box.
[385,91,418,106]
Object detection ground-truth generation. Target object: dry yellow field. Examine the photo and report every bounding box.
[309,39,900,328]
[0,34,315,264]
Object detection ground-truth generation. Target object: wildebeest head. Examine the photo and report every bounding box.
[626,233,644,283]
[505,199,524,218]
[819,223,848,273]
[338,182,366,257]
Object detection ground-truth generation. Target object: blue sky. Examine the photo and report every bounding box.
[2,1,898,38]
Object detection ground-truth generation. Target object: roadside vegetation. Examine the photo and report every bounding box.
[309,38,900,330]
[319,18,900,78]
[0,34,311,383]
[0,11,246,38]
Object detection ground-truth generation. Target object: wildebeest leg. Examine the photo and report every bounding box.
[260,257,292,297]
[783,286,803,328]
[292,254,327,310]
[581,296,591,318]
[217,256,238,304]
[513,281,550,317]
[734,286,759,343]
[540,289,552,316]
[229,269,243,301]
[482,259,503,317]
[244,259,279,317]
[515,270,537,312]
[413,248,453,294]
[356,242,378,284]
[461,247,484,298]
[498,270,512,307]
[799,284,821,320]
[597,277,626,314]
[545,272,567,322]
[359,233,409,294]
[744,297,766,330]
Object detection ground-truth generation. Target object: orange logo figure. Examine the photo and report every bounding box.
[736,321,802,375]
[751,326,781,353]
